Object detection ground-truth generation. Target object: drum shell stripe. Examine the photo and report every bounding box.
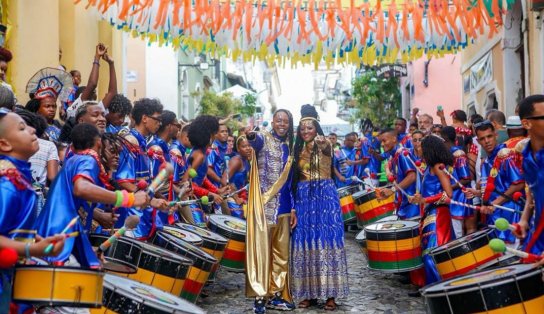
[209,224,245,242]
[366,238,420,251]
[367,247,422,262]
[365,228,420,241]
[127,268,184,295]
[153,233,217,272]
[435,250,502,279]
[430,229,496,264]
[357,203,396,222]
[368,258,422,271]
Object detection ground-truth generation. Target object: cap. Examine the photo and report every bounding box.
[505,116,523,129]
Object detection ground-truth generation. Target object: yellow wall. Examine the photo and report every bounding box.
[125,36,147,102]
[7,0,124,105]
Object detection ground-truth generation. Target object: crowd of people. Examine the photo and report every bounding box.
[0,42,543,314]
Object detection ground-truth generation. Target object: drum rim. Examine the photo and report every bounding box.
[14,265,105,273]
[422,264,542,295]
[175,222,228,243]
[158,232,218,263]
[208,214,246,236]
[138,241,194,264]
[161,226,204,244]
[364,220,420,233]
[102,274,205,313]
[89,233,144,247]
[355,230,366,241]
[429,228,494,256]
[102,259,138,274]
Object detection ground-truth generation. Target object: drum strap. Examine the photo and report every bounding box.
[525,206,544,253]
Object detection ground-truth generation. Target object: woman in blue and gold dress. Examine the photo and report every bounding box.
[290,105,349,310]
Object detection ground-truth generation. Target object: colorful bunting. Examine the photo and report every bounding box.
[75,0,513,66]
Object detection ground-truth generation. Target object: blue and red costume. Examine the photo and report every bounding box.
[521,141,544,255]
[420,166,454,284]
[36,153,101,268]
[207,140,228,188]
[389,147,419,219]
[333,146,360,188]
[398,132,412,149]
[115,129,162,239]
[449,147,471,219]
[481,145,524,244]
[0,156,38,312]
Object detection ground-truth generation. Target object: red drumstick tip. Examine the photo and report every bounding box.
[438,164,445,170]
[136,180,148,190]
[512,192,522,202]
[403,150,409,156]
[387,175,395,183]
[0,248,18,268]
[415,160,422,167]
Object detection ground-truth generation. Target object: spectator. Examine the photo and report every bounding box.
[486,109,508,145]
[0,84,15,110]
[418,113,433,134]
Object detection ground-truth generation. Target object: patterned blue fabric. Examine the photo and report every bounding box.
[45,124,60,142]
[390,147,419,219]
[291,179,349,300]
[361,133,381,177]
[481,145,524,243]
[170,140,187,183]
[398,133,413,149]
[148,136,171,179]
[522,142,544,255]
[36,154,101,268]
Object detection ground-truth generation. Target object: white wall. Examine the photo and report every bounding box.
[145,44,179,114]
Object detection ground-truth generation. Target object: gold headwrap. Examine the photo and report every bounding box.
[299,117,318,127]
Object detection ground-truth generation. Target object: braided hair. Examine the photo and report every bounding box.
[272,109,294,153]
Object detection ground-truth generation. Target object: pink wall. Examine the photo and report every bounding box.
[407,54,462,123]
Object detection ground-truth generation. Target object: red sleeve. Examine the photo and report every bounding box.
[192,183,210,197]
[202,177,218,193]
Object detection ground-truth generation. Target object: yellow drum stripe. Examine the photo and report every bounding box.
[227,240,246,251]
[435,245,497,276]
[366,238,420,251]
[187,266,210,284]
[340,196,354,206]
[477,295,544,314]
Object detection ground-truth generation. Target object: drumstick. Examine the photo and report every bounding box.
[224,156,230,184]
[402,150,421,194]
[489,239,543,262]
[363,169,376,189]
[44,216,79,254]
[448,200,523,214]
[147,163,174,196]
[97,215,140,254]
[438,165,467,192]
[387,176,412,198]
[64,231,80,239]
[225,184,249,198]
[493,217,522,234]
[169,195,210,207]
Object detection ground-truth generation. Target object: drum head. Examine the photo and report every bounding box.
[103,274,205,314]
[175,223,228,244]
[364,220,419,233]
[355,230,366,242]
[423,264,538,295]
[208,214,246,236]
[375,215,399,223]
[162,226,203,246]
[158,232,217,265]
[102,260,137,274]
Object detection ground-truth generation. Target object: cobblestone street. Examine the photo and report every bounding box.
[198,230,426,313]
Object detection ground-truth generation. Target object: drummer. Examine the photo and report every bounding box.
[378,128,419,220]
[36,124,149,268]
[515,95,544,264]
[333,132,368,187]
[0,109,65,313]
[464,120,525,246]
[207,123,229,188]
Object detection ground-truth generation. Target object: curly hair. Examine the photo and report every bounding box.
[132,98,163,124]
[25,98,41,113]
[16,109,48,138]
[108,94,132,116]
[422,135,453,167]
[440,126,457,143]
[188,115,219,149]
[71,123,100,150]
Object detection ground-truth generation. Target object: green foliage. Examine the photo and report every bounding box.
[352,70,401,128]
[240,93,257,116]
[197,91,242,117]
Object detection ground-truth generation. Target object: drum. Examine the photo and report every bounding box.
[158,226,204,246]
[90,274,205,314]
[12,265,104,307]
[208,214,246,272]
[227,198,245,219]
[474,253,521,271]
[337,185,359,223]
[128,241,192,296]
[176,222,228,282]
[354,188,396,228]
[89,233,142,274]
[421,264,544,314]
[364,220,422,273]
[153,231,218,303]
[429,228,501,280]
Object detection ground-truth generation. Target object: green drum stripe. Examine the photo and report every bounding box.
[180,291,198,303]
[342,212,356,221]
[368,258,422,270]
[220,258,245,270]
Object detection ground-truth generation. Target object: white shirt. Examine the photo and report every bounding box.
[29,138,59,185]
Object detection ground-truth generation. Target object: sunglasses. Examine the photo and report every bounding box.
[524,115,544,120]
[473,120,492,129]
[147,115,162,125]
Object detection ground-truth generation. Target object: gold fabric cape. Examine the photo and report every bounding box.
[245,149,293,297]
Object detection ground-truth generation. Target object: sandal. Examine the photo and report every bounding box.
[297,299,318,308]
[324,298,337,311]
